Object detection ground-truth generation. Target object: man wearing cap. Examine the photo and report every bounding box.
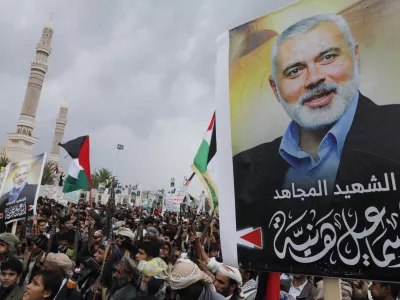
[109,257,138,300]
[115,227,135,259]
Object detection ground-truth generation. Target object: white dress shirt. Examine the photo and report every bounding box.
[289,280,308,298]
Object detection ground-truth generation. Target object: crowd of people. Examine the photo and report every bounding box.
[0,196,396,300]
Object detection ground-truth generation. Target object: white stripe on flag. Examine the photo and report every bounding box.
[204,129,213,145]
[68,158,83,178]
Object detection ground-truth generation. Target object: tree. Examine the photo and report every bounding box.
[41,161,57,185]
[0,156,10,167]
[92,168,113,189]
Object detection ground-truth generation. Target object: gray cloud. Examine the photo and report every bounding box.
[0,0,294,196]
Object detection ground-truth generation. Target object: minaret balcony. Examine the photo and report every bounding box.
[36,43,52,55]
[31,61,48,72]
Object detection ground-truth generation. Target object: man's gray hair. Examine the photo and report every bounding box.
[14,163,31,176]
[271,14,356,81]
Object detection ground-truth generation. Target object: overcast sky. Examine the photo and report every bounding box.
[0,0,294,197]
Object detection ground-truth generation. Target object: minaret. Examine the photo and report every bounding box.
[48,100,68,164]
[5,19,54,162]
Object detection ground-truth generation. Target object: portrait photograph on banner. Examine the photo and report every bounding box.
[217,0,400,281]
[0,153,46,224]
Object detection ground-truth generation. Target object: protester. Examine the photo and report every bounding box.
[39,252,75,278]
[109,257,138,300]
[240,269,257,300]
[285,274,317,300]
[116,227,136,259]
[169,260,225,300]
[0,233,19,263]
[23,270,63,300]
[21,235,48,291]
[369,281,399,300]
[213,265,243,299]
[0,258,24,300]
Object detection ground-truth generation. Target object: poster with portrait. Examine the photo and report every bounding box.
[0,153,46,224]
[217,0,400,281]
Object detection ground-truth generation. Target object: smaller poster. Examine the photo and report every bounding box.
[101,192,109,205]
[165,187,187,212]
[0,153,46,224]
[45,185,57,199]
[63,190,81,204]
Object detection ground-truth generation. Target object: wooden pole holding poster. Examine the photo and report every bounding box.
[11,221,17,235]
[323,278,342,300]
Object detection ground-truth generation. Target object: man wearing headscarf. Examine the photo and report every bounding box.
[168,260,225,300]
[110,257,138,300]
[0,233,19,263]
[214,265,243,299]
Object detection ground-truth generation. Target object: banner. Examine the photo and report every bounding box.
[0,153,46,223]
[63,190,82,204]
[217,0,400,281]
[165,187,187,212]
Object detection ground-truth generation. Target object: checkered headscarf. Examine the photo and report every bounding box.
[168,260,214,291]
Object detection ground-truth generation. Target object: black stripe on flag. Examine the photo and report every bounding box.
[207,112,216,164]
[59,136,87,159]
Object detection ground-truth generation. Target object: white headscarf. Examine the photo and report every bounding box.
[216,264,242,286]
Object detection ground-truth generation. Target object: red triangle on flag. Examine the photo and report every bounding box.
[28,205,34,211]
[240,227,263,249]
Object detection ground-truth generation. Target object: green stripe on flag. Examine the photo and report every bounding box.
[63,170,90,193]
[193,140,209,173]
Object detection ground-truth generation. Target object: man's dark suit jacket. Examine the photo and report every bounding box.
[233,93,400,280]
[0,183,38,215]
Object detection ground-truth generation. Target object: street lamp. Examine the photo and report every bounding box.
[112,144,124,177]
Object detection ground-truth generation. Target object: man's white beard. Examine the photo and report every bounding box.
[14,181,26,190]
[278,64,360,130]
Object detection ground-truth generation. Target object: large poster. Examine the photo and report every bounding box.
[0,153,46,224]
[218,0,400,281]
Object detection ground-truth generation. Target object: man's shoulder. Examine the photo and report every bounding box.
[25,183,38,189]
[22,184,38,194]
[358,94,400,122]
[8,284,24,299]
[210,290,227,300]
[233,137,282,164]
[303,281,318,298]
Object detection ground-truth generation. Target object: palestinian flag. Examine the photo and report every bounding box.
[59,136,92,193]
[191,112,218,210]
